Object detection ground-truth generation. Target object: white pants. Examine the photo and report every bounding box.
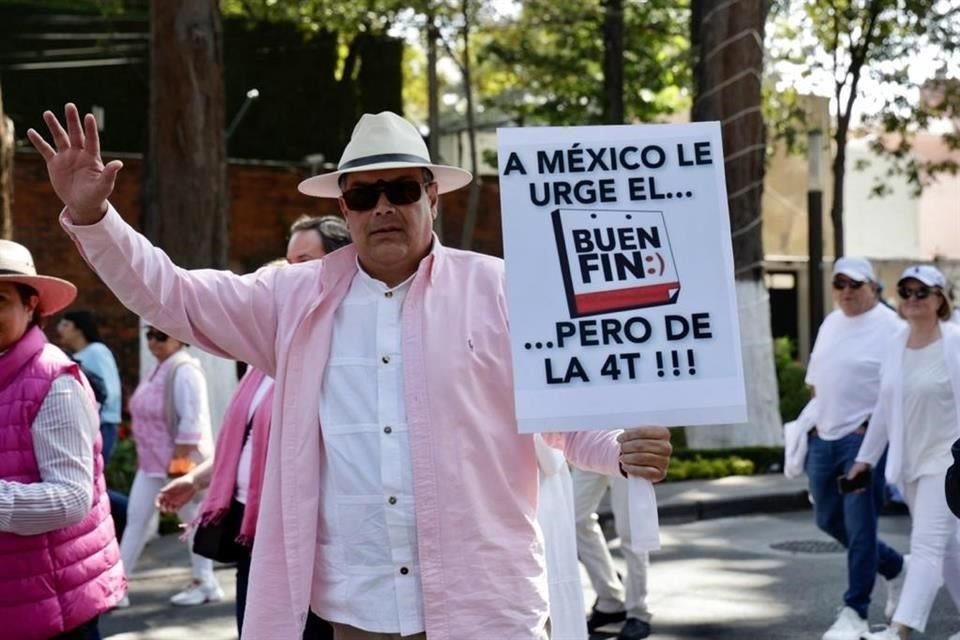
[120,470,217,587]
[893,470,960,632]
[573,468,650,620]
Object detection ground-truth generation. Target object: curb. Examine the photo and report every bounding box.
[657,489,811,524]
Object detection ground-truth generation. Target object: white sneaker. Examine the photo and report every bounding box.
[112,594,130,610]
[884,555,909,620]
[822,606,868,640]
[169,579,224,606]
[862,625,903,640]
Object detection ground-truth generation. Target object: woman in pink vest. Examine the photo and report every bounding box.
[117,324,221,608]
[0,240,124,639]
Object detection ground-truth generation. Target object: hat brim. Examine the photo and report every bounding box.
[297,161,473,198]
[833,268,870,283]
[897,275,941,288]
[0,274,77,316]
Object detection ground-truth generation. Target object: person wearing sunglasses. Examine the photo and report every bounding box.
[29,104,671,640]
[115,325,222,610]
[805,256,907,640]
[850,265,960,640]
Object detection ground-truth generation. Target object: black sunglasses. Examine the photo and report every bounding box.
[832,278,865,291]
[897,285,935,301]
[341,179,431,211]
[145,329,169,342]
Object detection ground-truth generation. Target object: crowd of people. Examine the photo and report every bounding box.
[3,102,960,640]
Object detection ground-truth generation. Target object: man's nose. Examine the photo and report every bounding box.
[372,190,396,215]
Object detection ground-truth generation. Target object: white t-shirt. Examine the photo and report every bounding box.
[233,375,273,505]
[902,339,959,481]
[806,304,903,440]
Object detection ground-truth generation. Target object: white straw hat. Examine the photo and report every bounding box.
[0,240,77,316]
[298,111,473,198]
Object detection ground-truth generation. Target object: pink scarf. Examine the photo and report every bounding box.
[198,367,274,546]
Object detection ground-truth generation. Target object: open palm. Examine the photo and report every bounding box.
[26,103,123,223]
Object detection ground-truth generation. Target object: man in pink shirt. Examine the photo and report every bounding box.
[29,104,672,640]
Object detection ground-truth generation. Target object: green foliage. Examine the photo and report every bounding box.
[774,336,810,423]
[665,454,756,482]
[105,436,137,495]
[672,446,782,474]
[767,0,960,193]
[477,0,690,125]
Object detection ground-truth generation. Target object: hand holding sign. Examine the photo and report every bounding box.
[498,122,746,553]
[618,427,671,551]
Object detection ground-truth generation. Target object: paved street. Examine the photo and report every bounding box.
[100,508,958,639]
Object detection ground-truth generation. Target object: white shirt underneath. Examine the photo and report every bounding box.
[902,339,959,481]
[312,263,424,635]
[806,305,902,439]
[234,374,273,505]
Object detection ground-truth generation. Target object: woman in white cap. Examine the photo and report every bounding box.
[851,265,960,639]
[0,240,125,639]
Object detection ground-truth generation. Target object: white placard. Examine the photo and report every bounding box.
[497,122,747,433]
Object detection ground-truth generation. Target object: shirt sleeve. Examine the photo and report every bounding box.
[0,375,97,536]
[172,363,212,444]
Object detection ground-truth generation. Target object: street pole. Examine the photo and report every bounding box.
[807,129,824,349]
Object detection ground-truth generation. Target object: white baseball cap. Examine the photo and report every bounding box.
[898,264,947,289]
[832,257,875,283]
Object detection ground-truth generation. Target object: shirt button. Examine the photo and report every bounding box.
[383,425,392,434]
[400,566,409,575]
[388,496,397,505]
[382,355,391,364]
[385,291,393,298]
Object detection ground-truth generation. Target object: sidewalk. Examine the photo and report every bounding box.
[652,473,810,523]
[101,473,812,638]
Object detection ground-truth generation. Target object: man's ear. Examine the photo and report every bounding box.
[337,196,349,217]
[428,182,439,218]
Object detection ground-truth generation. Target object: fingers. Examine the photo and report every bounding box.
[618,436,672,458]
[26,128,56,161]
[101,160,124,185]
[43,110,70,152]
[621,460,669,482]
[618,426,670,442]
[65,103,85,150]
[84,113,100,157]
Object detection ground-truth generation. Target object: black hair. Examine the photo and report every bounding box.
[62,309,102,343]
[289,215,352,254]
[12,283,42,328]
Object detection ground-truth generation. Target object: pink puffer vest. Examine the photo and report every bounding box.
[0,326,125,639]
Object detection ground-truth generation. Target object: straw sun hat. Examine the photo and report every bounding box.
[0,240,77,316]
[298,111,473,198]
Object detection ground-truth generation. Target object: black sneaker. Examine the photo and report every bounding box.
[587,605,627,632]
[618,617,652,640]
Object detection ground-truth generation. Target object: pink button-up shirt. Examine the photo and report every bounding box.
[64,206,626,640]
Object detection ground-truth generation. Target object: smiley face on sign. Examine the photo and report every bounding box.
[552,208,681,317]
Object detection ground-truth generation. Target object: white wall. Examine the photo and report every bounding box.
[843,137,921,259]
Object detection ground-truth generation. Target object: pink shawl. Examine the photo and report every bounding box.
[198,367,274,546]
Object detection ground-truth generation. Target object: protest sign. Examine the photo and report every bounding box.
[497,122,747,434]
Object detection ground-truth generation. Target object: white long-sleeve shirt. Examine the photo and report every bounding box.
[0,375,98,535]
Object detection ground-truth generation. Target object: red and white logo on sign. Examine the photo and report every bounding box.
[552,208,680,317]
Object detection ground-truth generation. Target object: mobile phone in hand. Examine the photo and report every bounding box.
[837,469,871,494]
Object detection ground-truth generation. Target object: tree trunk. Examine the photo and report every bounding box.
[427,16,443,236]
[144,0,227,269]
[0,84,12,240]
[830,117,849,258]
[687,0,783,448]
[144,0,236,431]
[458,0,482,251]
[602,0,625,124]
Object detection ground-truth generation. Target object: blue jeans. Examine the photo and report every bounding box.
[100,422,118,463]
[806,430,904,618]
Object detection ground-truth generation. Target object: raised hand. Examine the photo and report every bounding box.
[26,103,123,224]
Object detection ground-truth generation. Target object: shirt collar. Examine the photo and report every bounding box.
[353,233,443,291]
